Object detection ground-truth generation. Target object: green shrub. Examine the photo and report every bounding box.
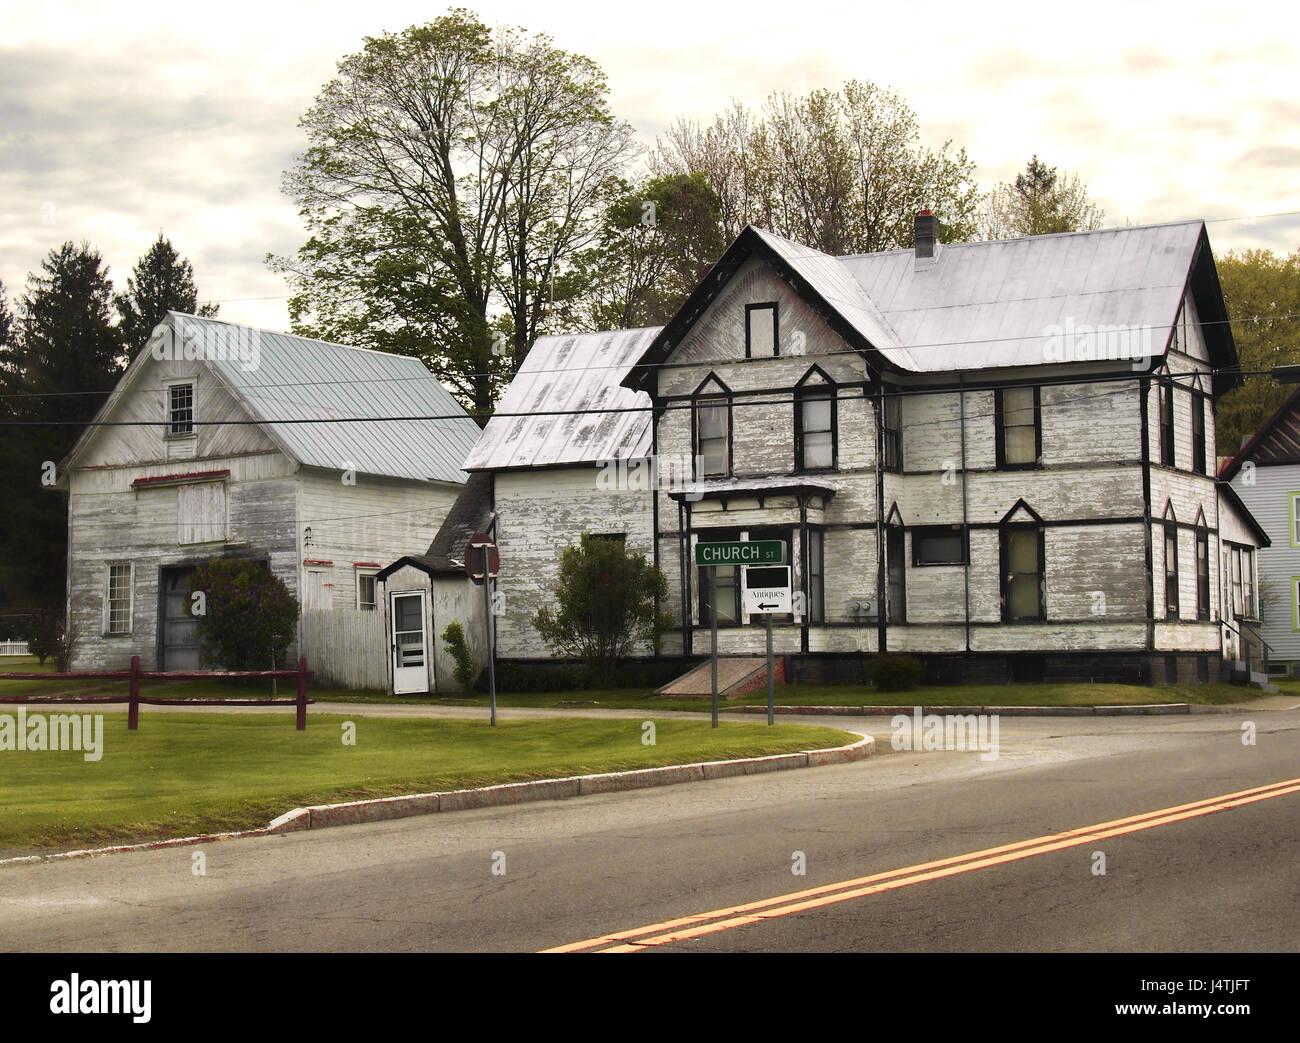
[476,661,590,693]
[187,560,299,671]
[440,620,477,690]
[870,653,924,692]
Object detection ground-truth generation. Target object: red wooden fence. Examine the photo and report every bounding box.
[0,655,314,730]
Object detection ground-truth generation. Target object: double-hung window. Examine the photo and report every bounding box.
[882,393,902,472]
[1196,529,1210,620]
[695,398,730,478]
[796,387,835,470]
[1164,525,1180,619]
[996,386,1039,468]
[168,382,194,435]
[105,562,133,635]
[806,529,825,624]
[1159,383,1175,467]
[1192,394,1207,475]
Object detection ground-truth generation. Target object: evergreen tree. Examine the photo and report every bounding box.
[0,242,125,614]
[114,233,218,350]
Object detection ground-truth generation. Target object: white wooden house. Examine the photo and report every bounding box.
[59,312,482,687]
[463,217,1267,685]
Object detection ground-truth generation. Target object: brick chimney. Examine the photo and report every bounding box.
[914,210,939,260]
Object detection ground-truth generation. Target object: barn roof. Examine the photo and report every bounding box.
[180,314,482,484]
[64,313,482,485]
[462,326,657,471]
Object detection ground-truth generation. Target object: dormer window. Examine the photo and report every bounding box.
[745,303,778,359]
[168,382,194,435]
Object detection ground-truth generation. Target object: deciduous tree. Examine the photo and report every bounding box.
[272,9,635,415]
[1215,247,1300,455]
[980,155,1105,239]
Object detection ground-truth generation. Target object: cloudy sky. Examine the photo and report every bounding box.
[2,0,1296,332]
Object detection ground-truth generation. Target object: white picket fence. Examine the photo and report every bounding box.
[299,609,388,691]
[0,640,30,656]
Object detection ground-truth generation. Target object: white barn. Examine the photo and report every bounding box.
[59,312,482,687]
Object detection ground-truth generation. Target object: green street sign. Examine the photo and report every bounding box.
[694,540,785,567]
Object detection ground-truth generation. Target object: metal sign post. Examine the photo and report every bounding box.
[710,566,718,729]
[467,534,499,727]
[693,543,788,730]
[743,564,791,727]
[767,614,774,726]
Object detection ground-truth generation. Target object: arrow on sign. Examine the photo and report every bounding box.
[758,602,780,610]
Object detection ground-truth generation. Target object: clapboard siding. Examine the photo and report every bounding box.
[493,467,655,659]
[297,468,459,611]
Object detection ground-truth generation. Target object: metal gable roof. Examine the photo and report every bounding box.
[838,221,1206,372]
[463,326,658,471]
[170,313,481,485]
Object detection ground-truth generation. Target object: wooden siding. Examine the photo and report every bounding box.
[493,467,655,659]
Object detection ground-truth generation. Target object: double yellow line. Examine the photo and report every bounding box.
[542,775,1300,953]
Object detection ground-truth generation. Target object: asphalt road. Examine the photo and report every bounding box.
[1,709,1297,953]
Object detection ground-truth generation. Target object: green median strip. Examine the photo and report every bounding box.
[0,712,856,853]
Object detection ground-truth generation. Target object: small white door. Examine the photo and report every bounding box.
[390,590,430,694]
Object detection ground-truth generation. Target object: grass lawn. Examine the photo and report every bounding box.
[314,679,1266,712]
[0,711,856,853]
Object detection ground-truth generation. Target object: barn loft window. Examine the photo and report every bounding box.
[1000,524,1044,621]
[912,526,968,566]
[168,382,194,435]
[745,303,778,359]
[105,562,133,635]
[795,382,835,471]
[695,397,730,478]
[178,482,227,544]
[1159,383,1175,467]
[1196,528,1210,620]
[1192,393,1207,475]
[881,393,903,472]
[996,386,1039,468]
[1164,524,1180,619]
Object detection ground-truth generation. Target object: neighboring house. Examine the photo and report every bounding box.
[1220,390,1300,675]
[463,216,1267,685]
[59,312,482,687]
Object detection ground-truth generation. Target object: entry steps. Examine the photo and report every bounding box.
[655,655,786,699]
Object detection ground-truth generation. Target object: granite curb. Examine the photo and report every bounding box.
[0,733,873,866]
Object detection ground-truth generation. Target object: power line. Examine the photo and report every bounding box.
[3,303,1296,404]
[0,365,1250,432]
